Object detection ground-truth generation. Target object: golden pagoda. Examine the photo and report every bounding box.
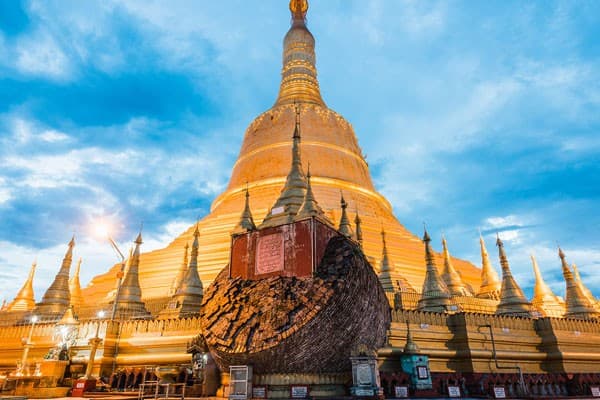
[530,254,564,317]
[440,236,472,297]
[6,261,37,312]
[559,248,598,320]
[475,234,501,300]
[81,0,480,303]
[34,237,75,320]
[495,235,532,317]
[69,257,84,311]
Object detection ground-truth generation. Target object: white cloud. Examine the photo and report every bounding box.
[14,29,73,80]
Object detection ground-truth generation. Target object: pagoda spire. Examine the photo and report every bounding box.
[354,209,363,249]
[69,257,84,310]
[495,235,532,317]
[234,188,257,233]
[558,248,598,319]
[476,234,502,300]
[112,231,150,319]
[378,229,394,293]
[297,163,329,223]
[34,236,75,319]
[275,0,324,106]
[571,263,598,306]
[441,236,471,297]
[417,228,452,312]
[160,225,204,318]
[337,192,354,238]
[260,103,307,228]
[7,261,37,312]
[169,243,189,296]
[530,254,564,317]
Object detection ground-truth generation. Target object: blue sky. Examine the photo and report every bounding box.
[0,0,599,302]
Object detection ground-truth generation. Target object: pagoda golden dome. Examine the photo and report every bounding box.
[82,1,480,303]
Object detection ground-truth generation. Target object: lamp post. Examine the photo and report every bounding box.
[19,315,38,375]
[83,310,105,379]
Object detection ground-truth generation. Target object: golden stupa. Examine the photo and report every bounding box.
[82,0,479,302]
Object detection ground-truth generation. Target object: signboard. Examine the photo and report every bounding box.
[448,386,461,397]
[416,366,429,379]
[255,233,284,275]
[493,386,506,398]
[290,385,309,398]
[354,388,374,396]
[252,386,267,399]
[394,386,409,398]
[591,386,600,397]
[356,364,372,385]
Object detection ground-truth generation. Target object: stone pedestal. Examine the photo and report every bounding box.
[350,356,382,398]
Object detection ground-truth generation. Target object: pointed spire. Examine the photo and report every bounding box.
[378,229,394,293]
[530,254,564,318]
[571,263,598,306]
[34,237,75,319]
[69,257,84,310]
[297,163,329,223]
[169,243,189,296]
[476,234,502,300]
[234,188,257,233]
[7,261,37,312]
[113,230,150,319]
[403,320,420,354]
[417,227,452,312]
[558,248,598,319]
[260,103,307,228]
[58,305,79,326]
[275,0,324,106]
[337,192,354,238]
[441,236,471,297]
[495,235,532,317]
[354,209,363,249]
[160,225,204,318]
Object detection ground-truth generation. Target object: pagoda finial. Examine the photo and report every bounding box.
[403,320,420,354]
[418,227,452,312]
[34,237,76,319]
[441,235,471,297]
[290,0,308,22]
[260,104,307,228]
[69,257,84,309]
[476,233,502,300]
[113,232,150,319]
[160,223,203,318]
[235,188,257,232]
[7,260,37,312]
[558,248,598,319]
[572,263,598,305]
[354,208,363,248]
[170,242,190,296]
[495,235,532,317]
[337,192,353,238]
[297,162,329,223]
[276,0,324,106]
[378,229,394,293]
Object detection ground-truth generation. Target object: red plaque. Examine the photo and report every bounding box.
[256,233,284,275]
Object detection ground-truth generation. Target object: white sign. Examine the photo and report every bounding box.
[252,386,267,398]
[591,386,600,397]
[356,364,372,385]
[448,386,461,397]
[394,386,408,398]
[291,385,308,398]
[493,386,506,398]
